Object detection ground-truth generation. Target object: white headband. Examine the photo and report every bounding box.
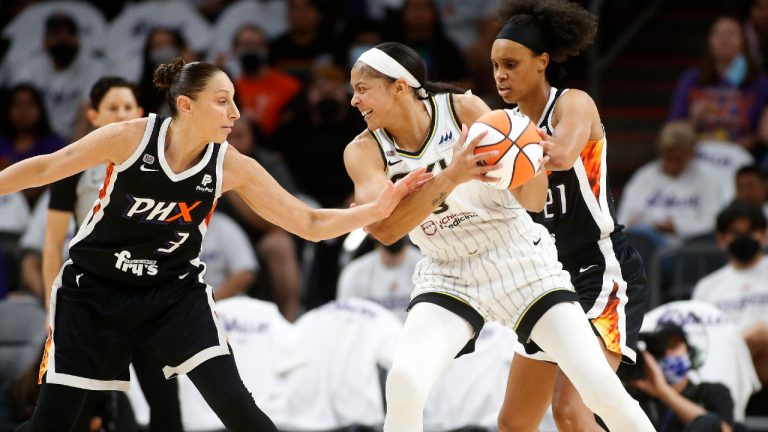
[357,47,428,98]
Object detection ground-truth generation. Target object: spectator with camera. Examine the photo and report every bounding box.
[631,323,736,432]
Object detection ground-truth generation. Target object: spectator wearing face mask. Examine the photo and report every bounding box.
[231,24,302,137]
[669,15,768,152]
[8,13,105,140]
[693,201,768,388]
[630,323,736,432]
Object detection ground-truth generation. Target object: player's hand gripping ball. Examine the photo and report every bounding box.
[467,110,544,190]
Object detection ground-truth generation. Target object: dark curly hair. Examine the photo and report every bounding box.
[498,0,597,62]
[153,56,222,117]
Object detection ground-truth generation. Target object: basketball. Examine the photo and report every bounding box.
[467,110,544,190]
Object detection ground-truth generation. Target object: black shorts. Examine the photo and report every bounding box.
[39,261,229,391]
[519,234,648,363]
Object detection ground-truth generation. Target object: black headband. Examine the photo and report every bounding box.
[496,21,549,54]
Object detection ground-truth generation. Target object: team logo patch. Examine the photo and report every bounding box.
[436,131,455,153]
[142,154,155,164]
[421,221,437,236]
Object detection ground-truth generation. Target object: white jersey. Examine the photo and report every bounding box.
[374,94,536,261]
[373,94,573,331]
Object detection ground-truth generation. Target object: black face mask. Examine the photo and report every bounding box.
[383,238,408,254]
[728,234,761,264]
[239,51,265,75]
[48,42,78,67]
[316,98,341,121]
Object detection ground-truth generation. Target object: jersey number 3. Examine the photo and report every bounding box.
[157,232,190,254]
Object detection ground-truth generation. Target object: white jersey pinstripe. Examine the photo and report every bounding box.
[371,94,573,329]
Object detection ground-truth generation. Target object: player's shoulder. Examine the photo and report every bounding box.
[344,129,381,163]
[451,92,491,125]
[555,88,597,110]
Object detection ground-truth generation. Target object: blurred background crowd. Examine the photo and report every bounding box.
[0,0,768,431]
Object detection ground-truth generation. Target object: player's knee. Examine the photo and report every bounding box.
[575,378,630,418]
[385,364,428,409]
[497,409,539,432]
[552,399,587,432]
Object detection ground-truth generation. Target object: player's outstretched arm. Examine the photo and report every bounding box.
[541,89,601,171]
[0,119,145,196]
[223,147,432,242]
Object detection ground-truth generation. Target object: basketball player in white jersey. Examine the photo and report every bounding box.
[492,1,650,431]
[344,42,654,432]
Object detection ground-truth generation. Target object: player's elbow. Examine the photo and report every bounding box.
[367,225,399,245]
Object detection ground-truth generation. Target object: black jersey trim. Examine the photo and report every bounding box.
[447,93,461,130]
[514,289,578,343]
[537,88,564,134]
[383,96,438,159]
[156,117,215,182]
[367,130,388,171]
[116,114,157,172]
[407,292,485,358]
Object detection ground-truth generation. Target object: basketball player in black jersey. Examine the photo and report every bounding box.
[43,76,183,432]
[492,1,649,431]
[0,57,430,432]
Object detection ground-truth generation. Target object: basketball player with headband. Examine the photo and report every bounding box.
[491,1,651,431]
[344,42,654,431]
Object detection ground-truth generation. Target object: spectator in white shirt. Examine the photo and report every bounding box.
[337,237,422,322]
[692,200,768,387]
[9,13,104,140]
[619,120,730,246]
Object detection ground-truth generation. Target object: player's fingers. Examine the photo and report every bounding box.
[471,151,497,164]
[537,127,551,141]
[540,140,555,153]
[458,123,468,148]
[349,202,357,208]
[464,130,488,151]
[477,173,501,182]
[478,162,502,174]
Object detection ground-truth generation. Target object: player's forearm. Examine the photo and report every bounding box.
[214,271,256,300]
[658,387,708,425]
[512,172,548,212]
[367,172,458,245]
[0,155,56,195]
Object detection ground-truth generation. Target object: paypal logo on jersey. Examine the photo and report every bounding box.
[196,174,214,193]
[123,195,203,224]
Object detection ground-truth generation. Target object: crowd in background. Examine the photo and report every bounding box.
[0,0,767,431]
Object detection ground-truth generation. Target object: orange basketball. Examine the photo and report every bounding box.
[467,109,544,190]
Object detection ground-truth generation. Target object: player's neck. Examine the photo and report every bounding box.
[384,98,430,152]
[515,83,552,123]
[163,121,211,172]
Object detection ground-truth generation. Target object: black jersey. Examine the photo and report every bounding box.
[68,113,227,287]
[514,88,623,261]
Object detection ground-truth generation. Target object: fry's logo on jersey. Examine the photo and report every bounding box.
[114,250,158,276]
[123,196,202,224]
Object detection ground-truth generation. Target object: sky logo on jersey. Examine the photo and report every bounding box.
[196,174,214,193]
[123,196,202,224]
[114,250,158,276]
[436,131,455,153]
